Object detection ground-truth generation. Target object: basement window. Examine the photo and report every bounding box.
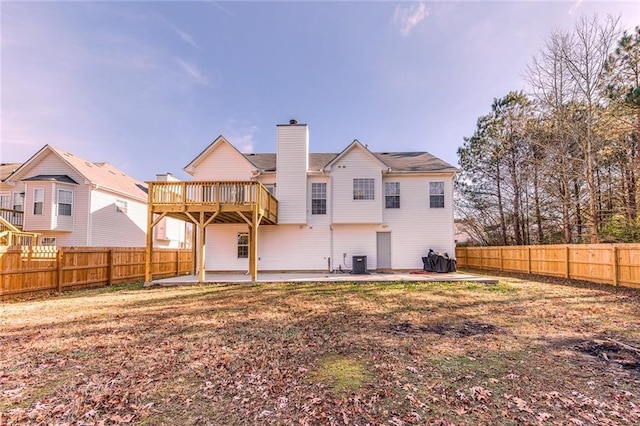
[237,233,249,258]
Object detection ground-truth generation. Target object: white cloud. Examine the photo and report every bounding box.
[227,125,258,153]
[168,23,198,48]
[393,2,428,36]
[175,57,209,85]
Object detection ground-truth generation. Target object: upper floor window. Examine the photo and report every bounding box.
[33,189,44,215]
[57,189,73,216]
[264,184,276,196]
[311,183,327,215]
[13,192,24,212]
[353,178,374,200]
[429,182,445,208]
[115,199,128,214]
[237,232,249,258]
[385,182,400,209]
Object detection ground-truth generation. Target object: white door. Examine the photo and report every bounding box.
[376,232,391,269]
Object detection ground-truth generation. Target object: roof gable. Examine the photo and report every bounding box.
[184,136,257,176]
[324,140,388,171]
[5,145,148,201]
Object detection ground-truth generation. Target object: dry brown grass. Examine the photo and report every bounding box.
[1,278,640,425]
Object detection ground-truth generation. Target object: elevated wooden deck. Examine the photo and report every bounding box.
[145,181,278,283]
[147,181,277,225]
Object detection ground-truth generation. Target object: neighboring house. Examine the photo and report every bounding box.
[146,120,458,280]
[2,145,188,248]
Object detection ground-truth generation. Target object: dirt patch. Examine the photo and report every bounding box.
[574,339,640,372]
[388,320,499,337]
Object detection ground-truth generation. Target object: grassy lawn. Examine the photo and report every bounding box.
[2,277,640,425]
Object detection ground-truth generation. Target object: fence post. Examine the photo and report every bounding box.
[57,249,63,293]
[527,247,532,274]
[500,247,504,272]
[107,249,113,286]
[613,245,619,287]
[565,246,570,279]
[175,249,180,276]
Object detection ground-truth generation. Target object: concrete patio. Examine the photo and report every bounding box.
[147,270,499,286]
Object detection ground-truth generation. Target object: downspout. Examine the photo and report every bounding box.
[326,168,334,272]
[87,184,93,245]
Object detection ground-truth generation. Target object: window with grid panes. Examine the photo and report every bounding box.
[353,178,374,200]
[385,182,400,208]
[429,182,445,208]
[311,183,326,214]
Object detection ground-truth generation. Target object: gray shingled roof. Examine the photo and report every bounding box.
[243,152,458,173]
[22,174,79,184]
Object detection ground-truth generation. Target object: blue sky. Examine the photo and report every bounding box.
[2,1,639,181]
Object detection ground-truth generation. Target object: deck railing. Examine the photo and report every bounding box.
[148,181,278,220]
[0,208,24,229]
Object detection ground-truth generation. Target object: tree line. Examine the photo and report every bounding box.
[457,15,639,246]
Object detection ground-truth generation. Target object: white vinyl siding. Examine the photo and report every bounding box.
[382,176,456,269]
[90,189,147,247]
[331,148,383,224]
[190,141,255,181]
[205,223,331,272]
[276,124,309,224]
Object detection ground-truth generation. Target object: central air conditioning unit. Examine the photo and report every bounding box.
[352,255,368,274]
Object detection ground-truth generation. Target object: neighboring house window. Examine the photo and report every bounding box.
[33,189,44,215]
[57,189,73,216]
[385,182,400,209]
[237,233,249,258]
[264,184,276,196]
[13,192,24,212]
[115,199,128,214]
[41,237,56,246]
[353,178,374,200]
[429,182,445,208]
[311,183,326,215]
[0,193,9,209]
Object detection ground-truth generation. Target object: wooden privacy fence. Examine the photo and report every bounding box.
[0,246,193,297]
[455,244,640,289]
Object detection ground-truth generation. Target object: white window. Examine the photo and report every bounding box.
[237,232,249,258]
[13,192,24,212]
[33,188,44,215]
[0,193,9,209]
[41,237,56,246]
[353,178,374,200]
[385,182,400,209]
[115,199,128,214]
[429,182,445,208]
[57,189,73,216]
[264,184,276,196]
[311,183,326,215]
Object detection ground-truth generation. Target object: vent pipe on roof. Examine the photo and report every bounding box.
[289,119,297,125]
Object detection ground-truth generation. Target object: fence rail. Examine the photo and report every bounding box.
[455,244,640,289]
[1,246,193,297]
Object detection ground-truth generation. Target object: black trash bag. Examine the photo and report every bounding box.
[422,250,456,273]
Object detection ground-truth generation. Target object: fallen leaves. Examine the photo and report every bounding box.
[1,280,640,424]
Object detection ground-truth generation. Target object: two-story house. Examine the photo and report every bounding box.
[145,120,458,282]
[3,145,189,248]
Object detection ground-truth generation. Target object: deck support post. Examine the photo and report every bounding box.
[144,203,154,284]
[197,214,206,283]
[249,206,259,282]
